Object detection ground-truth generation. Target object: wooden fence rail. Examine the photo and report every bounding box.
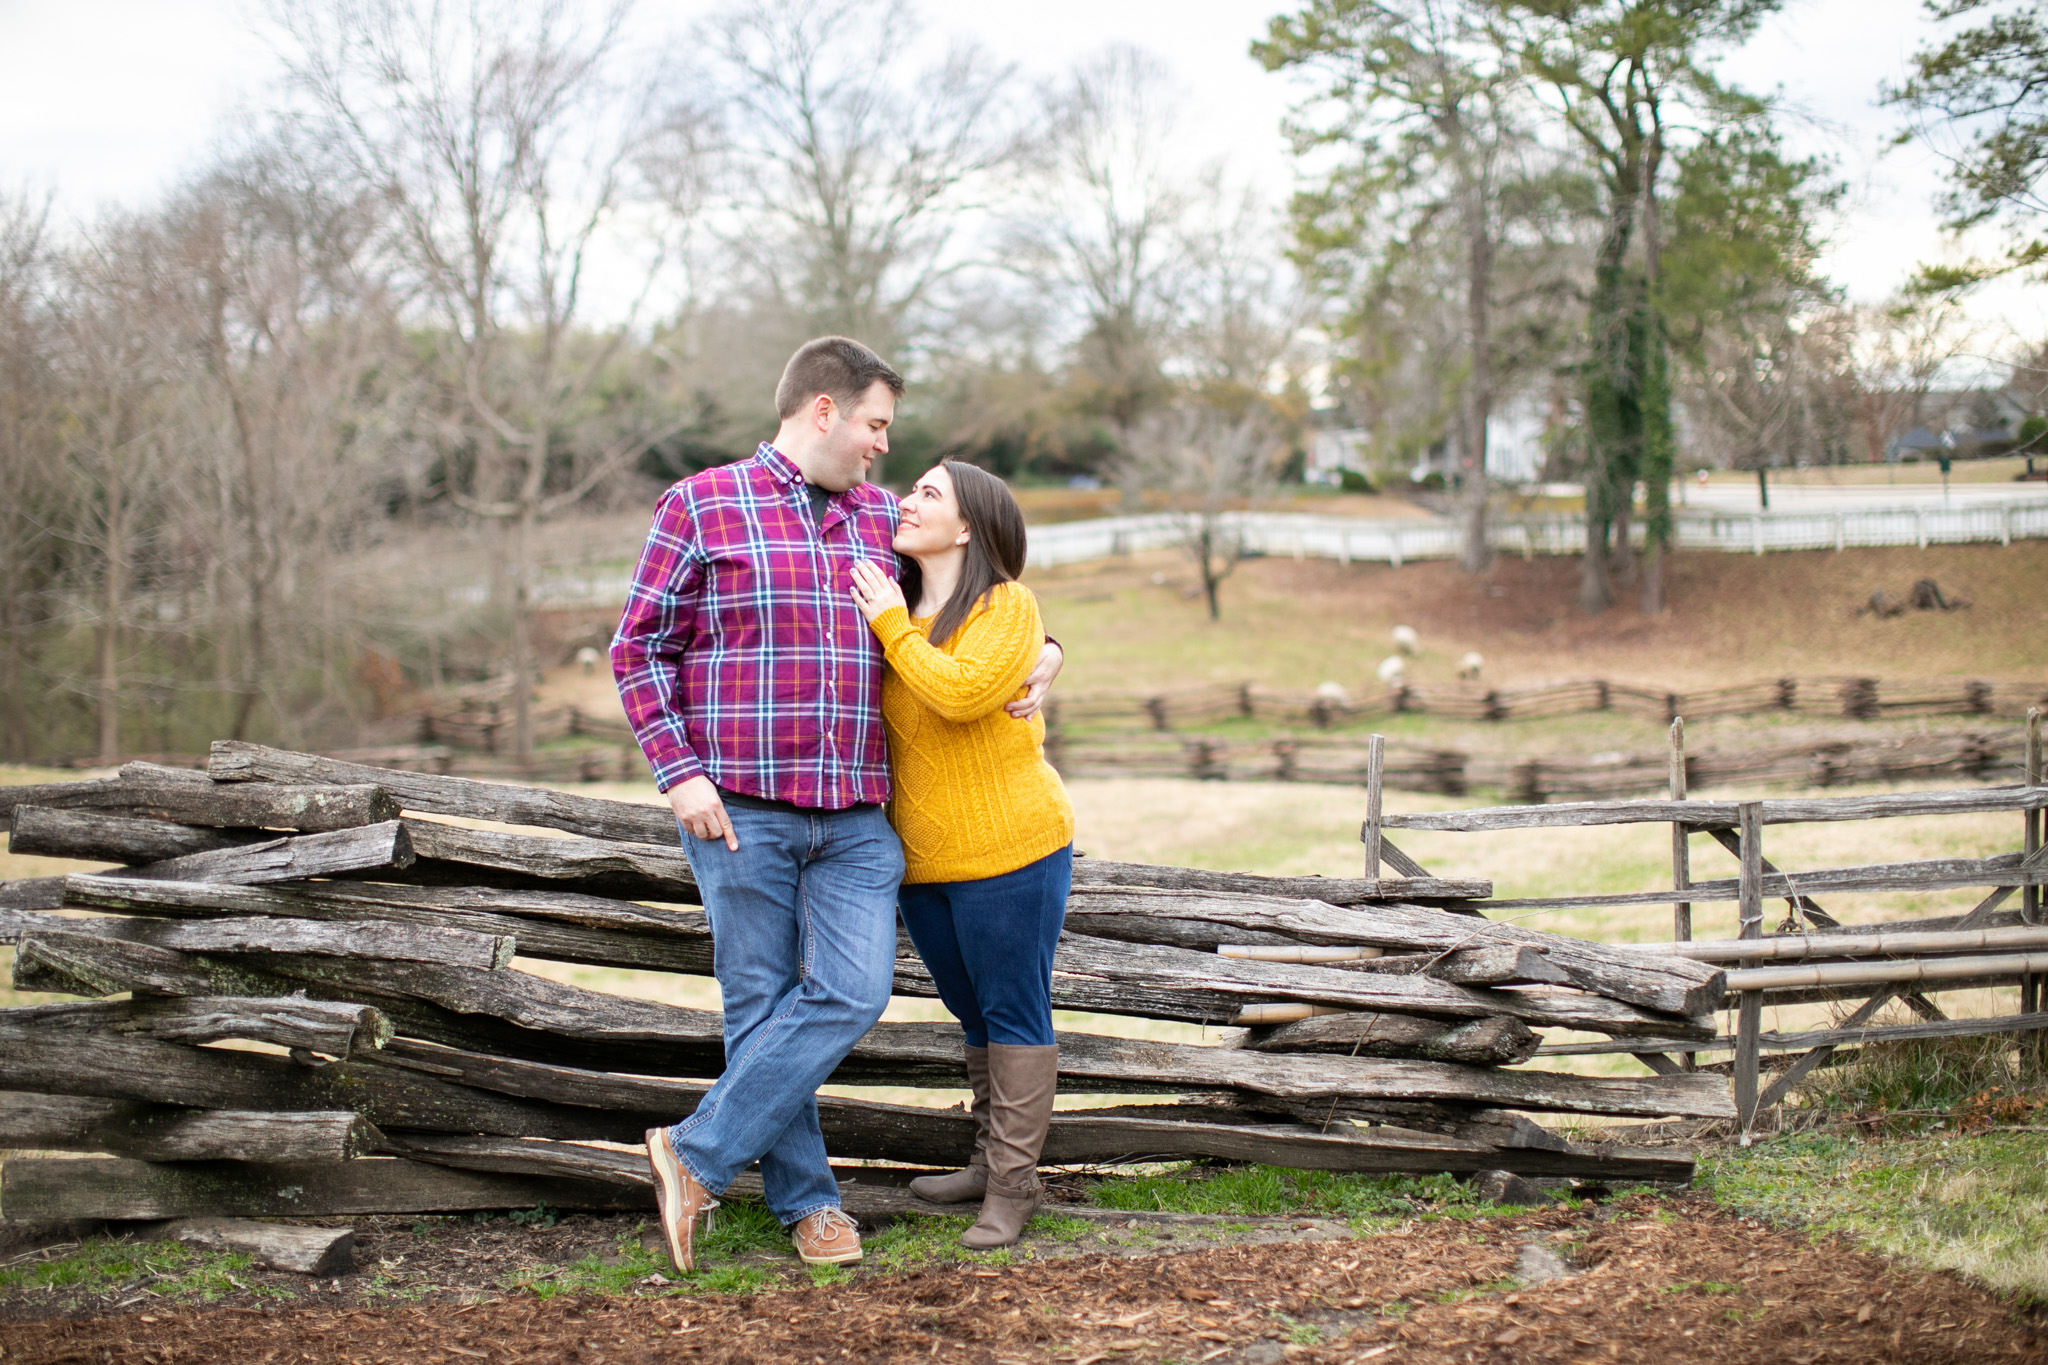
[1046,675,2048,732]
[1048,729,2034,801]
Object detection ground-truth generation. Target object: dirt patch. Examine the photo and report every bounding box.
[4,1197,2042,1364]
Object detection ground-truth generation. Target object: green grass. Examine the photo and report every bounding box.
[508,1202,789,1299]
[0,1239,262,1305]
[1081,1163,1494,1220]
[1705,1129,2048,1305]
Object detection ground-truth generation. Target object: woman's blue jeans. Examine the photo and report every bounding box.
[666,801,903,1225]
[896,845,1073,1048]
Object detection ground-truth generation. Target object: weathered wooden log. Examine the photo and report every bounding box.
[1019,932,1709,1037]
[381,1133,650,1186]
[1070,857,1492,907]
[13,931,273,999]
[1422,944,1572,987]
[1724,951,2048,993]
[0,1157,648,1221]
[47,884,1704,1044]
[9,806,265,863]
[393,817,698,902]
[0,777,123,830]
[1537,1009,2048,1057]
[1217,944,1385,963]
[10,911,512,972]
[114,821,415,885]
[1302,944,1570,987]
[208,741,682,845]
[59,995,388,1056]
[1063,886,1723,1018]
[1481,853,2048,913]
[1632,924,2048,963]
[0,1012,646,1142]
[1231,1013,1541,1066]
[0,1092,382,1162]
[148,1218,356,1275]
[0,878,67,911]
[0,775,398,833]
[1381,784,2048,833]
[60,875,715,976]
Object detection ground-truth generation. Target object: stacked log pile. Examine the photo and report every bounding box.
[0,744,1729,1225]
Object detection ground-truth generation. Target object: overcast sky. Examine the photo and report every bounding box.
[3,0,2041,345]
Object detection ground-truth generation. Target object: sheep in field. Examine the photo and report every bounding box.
[1391,624,1420,655]
[1315,680,1352,707]
[1458,651,1483,681]
[1376,655,1407,685]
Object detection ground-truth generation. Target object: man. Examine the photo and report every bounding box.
[612,336,1063,1273]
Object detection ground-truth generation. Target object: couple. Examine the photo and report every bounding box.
[611,336,1075,1274]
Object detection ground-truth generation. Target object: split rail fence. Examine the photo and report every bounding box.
[1357,711,2048,1132]
[0,743,1731,1233]
[1047,674,2048,732]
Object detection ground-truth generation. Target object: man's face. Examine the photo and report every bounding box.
[812,381,896,491]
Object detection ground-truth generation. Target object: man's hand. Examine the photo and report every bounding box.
[1007,639,1064,721]
[666,775,738,851]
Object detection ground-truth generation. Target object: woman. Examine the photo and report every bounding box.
[847,460,1074,1250]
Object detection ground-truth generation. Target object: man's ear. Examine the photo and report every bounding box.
[811,392,836,433]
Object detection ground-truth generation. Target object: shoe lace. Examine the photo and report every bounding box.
[801,1208,859,1239]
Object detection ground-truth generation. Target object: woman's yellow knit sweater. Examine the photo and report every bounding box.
[869,581,1075,884]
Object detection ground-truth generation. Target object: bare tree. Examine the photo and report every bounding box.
[704,0,1018,363]
[163,141,407,740]
[0,192,64,760]
[278,0,704,761]
[54,214,201,764]
[1013,46,1193,490]
[1844,297,1967,467]
[1118,188,1304,621]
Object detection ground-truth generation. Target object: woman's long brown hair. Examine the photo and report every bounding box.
[898,459,1029,648]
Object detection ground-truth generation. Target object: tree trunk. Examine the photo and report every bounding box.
[1458,159,1495,575]
[511,502,536,765]
[97,470,125,765]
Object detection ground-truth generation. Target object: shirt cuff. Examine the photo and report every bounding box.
[649,749,707,793]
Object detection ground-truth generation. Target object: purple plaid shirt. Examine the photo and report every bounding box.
[611,443,901,808]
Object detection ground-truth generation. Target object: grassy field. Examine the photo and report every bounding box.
[1021,540,2048,698]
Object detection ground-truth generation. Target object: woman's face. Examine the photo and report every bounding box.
[893,465,969,558]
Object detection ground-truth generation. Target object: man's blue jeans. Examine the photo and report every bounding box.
[667,801,903,1224]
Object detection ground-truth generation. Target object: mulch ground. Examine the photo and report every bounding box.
[2,1196,2043,1364]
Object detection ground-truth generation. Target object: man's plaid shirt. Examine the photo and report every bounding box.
[611,443,901,808]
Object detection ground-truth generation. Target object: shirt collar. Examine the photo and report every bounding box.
[755,442,805,487]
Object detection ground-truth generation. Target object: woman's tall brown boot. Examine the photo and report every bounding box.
[961,1043,1058,1249]
[909,1045,990,1203]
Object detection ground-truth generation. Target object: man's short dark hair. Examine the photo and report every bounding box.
[774,336,904,420]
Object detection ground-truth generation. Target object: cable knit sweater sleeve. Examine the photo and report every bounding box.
[868,583,1041,724]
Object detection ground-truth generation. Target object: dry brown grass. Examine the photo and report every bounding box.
[1023,540,2048,697]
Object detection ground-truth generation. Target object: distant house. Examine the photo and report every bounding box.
[1308,392,1550,488]
[1884,388,2029,460]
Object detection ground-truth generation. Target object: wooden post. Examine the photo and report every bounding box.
[1670,718,1692,944]
[1670,718,1694,1071]
[1732,800,1764,1139]
[1363,733,1386,880]
[2024,710,2043,1024]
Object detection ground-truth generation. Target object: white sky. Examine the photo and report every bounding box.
[2,0,2042,346]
